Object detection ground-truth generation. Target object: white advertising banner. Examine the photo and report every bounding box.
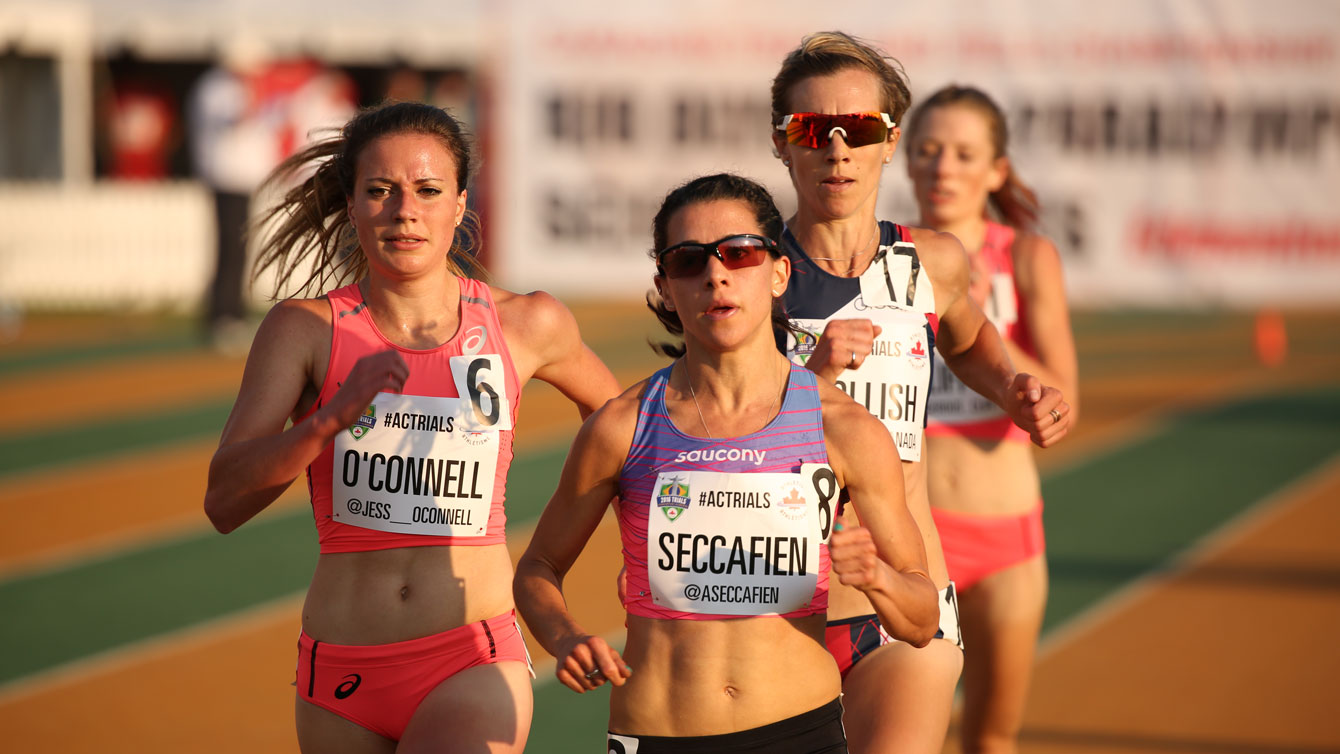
[493,0,1340,307]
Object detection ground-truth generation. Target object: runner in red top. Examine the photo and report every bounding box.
[911,85,1080,754]
[203,102,619,753]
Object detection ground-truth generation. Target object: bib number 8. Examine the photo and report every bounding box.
[810,465,838,540]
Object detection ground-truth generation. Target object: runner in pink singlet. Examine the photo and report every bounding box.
[911,85,1079,754]
[203,102,619,753]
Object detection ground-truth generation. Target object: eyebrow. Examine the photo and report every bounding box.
[363,176,447,184]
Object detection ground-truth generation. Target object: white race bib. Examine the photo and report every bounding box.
[647,464,837,616]
[928,349,1003,424]
[330,355,512,537]
[928,273,1016,425]
[789,317,932,462]
[856,242,935,313]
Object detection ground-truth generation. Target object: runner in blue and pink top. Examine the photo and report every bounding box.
[617,361,833,622]
[516,173,938,754]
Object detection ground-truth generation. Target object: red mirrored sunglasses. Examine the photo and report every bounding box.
[776,112,896,149]
[656,234,777,279]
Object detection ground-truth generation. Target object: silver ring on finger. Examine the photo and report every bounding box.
[584,667,603,680]
[848,350,857,369]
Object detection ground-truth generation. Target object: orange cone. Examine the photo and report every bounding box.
[1253,309,1287,367]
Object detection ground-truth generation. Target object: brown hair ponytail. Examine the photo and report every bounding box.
[905,85,1040,232]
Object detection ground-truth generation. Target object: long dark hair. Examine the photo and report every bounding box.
[251,101,485,298]
[905,85,1040,231]
[646,173,795,358]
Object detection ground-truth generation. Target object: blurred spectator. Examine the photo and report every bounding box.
[105,79,179,180]
[188,40,355,347]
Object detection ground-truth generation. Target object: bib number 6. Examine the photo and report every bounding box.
[466,358,500,426]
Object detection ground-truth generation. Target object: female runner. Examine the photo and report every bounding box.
[768,32,1071,753]
[514,173,939,753]
[203,102,619,753]
[911,85,1079,754]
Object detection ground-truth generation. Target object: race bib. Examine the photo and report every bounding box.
[789,317,932,462]
[983,272,1018,328]
[856,242,934,313]
[647,464,837,616]
[929,273,1015,425]
[330,355,511,537]
[928,349,1003,424]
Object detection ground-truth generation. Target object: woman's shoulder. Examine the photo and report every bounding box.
[897,223,969,290]
[490,285,571,330]
[257,295,332,341]
[1007,231,1063,294]
[577,377,654,454]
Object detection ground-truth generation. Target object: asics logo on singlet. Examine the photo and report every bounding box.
[461,325,488,356]
[674,448,766,466]
[333,673,362,699]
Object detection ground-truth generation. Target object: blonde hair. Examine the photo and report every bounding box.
[771,31,912,126]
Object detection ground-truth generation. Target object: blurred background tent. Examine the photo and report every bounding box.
[1,0,1336,314]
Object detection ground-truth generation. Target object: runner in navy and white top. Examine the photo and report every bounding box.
[768,32,1072,754]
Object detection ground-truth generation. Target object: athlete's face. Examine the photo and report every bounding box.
[347,132,467,281]
[654,199,790,353]
[773,68,899,223]
[907,104,1007,228]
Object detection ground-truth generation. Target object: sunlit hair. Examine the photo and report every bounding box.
[646,173,793,359]
[771,31,912,128]
[251,101,485,298]
[905,85,1040,232]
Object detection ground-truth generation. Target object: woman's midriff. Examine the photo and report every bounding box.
[926,434,1040,516]
[827,457,948,621]
[610,613,840,737]
[301,544,515,645]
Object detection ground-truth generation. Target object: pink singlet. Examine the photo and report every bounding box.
[292,279,530,741]
[302,279,522,552]
[926,222,1047,591]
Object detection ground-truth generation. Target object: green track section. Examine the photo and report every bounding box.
[0,399,235,477]
[0,329,204,377]
[0,443,571,685]
[1041,385,1340,631]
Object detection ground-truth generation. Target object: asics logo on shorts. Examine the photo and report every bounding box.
[673,447,766,466]
[333,673,362,699]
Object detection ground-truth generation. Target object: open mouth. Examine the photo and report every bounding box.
[705,303,738,319]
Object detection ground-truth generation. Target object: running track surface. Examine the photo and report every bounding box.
[1,306,1337,753]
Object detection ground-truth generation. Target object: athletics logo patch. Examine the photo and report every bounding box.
[656,476,691,521]
[349,404,376,440]
[776,481,809,521]
[789,327,819,363]
[908,336,928,369]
